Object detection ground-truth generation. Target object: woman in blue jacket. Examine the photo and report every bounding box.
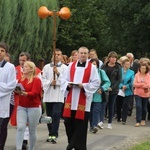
[90,58,111,133]
[116,59,134,124]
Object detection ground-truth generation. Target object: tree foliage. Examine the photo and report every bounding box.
[0,0,149,63]
[57,0,150,58]
[0,0,59,64]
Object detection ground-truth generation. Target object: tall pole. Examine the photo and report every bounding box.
[53,11,57,89]
[38,6,71,89]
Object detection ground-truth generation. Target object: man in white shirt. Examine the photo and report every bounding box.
[0,42,16,150]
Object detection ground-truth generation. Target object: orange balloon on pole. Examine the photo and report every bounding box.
[58,7,71,20]
[38,6,53,19]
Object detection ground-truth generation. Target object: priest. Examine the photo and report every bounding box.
[61,46,100,150]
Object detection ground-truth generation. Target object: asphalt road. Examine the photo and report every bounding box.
[5,109,150,150]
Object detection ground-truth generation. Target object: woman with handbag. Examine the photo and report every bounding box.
[116,59,134,124]
[89,59,111,133]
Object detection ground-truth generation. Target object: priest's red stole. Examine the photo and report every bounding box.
[63,61,92,120]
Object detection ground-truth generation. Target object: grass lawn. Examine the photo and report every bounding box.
[129,141,150,150]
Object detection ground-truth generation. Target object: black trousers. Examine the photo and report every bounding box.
[116,95,132,122]
[64,110,89,150]
[128,95,134,115]
[0,104,14,150]
[147,101,150,120]
[45,102,63,137]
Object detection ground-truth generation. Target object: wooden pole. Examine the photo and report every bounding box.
[53,11,57,89]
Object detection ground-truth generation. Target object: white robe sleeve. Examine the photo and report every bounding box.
[41,65,53,92]
[0,64,16,98]
[60,65,70,96]
[83,65,100,98]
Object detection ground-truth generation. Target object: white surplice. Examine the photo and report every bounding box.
[42,63,68,103]
[0,62,16,118]
[61,60,100,112]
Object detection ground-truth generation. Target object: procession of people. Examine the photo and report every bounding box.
[0,42,150,150]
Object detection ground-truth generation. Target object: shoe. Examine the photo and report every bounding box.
[66,145,72,150]
[135,123,140,127]
[107,124,112,129]
[89,127,93,132]
[122,122,126,125]
[117,120,121,123]
[46,136,52,142]
[92,126,98,133]
[97,122,104,129]
[51,136,57,144]
[22,140,28,150]
[141,120,146,126]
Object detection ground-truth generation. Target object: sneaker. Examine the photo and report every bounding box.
[135,123,140,127]
[51,136,57,144]
[107,124,112,129]
[46,136,52,142]
[92,126,98,133]
[97,122,104,129]
[117,120,121,123]
[22,140,28,150]
[122,122,126,125]
[141,120,146,126]
[89,127,93,132]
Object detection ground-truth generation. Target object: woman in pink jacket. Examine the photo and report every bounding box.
[133,63,150,127]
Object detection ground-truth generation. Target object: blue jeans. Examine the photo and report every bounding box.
[90,102,101,128]
[45,102,63,137]
[135,95,148,123]
[108,94,118,123]
[99,102,107,123]
[16,106,41,150]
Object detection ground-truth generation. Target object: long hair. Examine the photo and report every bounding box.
[22,61,36,83]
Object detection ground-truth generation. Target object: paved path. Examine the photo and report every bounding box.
[5,109,150,150]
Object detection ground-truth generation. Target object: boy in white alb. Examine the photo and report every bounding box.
[0,42,16,150]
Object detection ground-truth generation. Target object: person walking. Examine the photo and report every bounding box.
[133,63,150,127]
[15,61,42,150]
[42,49,67,144]
[89,58,111,132]
[10,52,41,150]
[116,59,134,124]
[101,51,122,129]
[61,46,100,150]
[0,42,16,150]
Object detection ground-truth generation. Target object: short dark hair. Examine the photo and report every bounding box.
[108,51,118,59]
[139,63,149,74]
[90,49,97,54]
[0,42,8,53]
[90,58,99,68]
[19,52,31,60]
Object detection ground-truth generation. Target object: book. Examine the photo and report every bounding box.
[68,82,79,86]
[15,83,25,91]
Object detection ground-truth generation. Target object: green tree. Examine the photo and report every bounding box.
[57,0,150,58]
[0,0,59,64]
[57,0,107,58]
